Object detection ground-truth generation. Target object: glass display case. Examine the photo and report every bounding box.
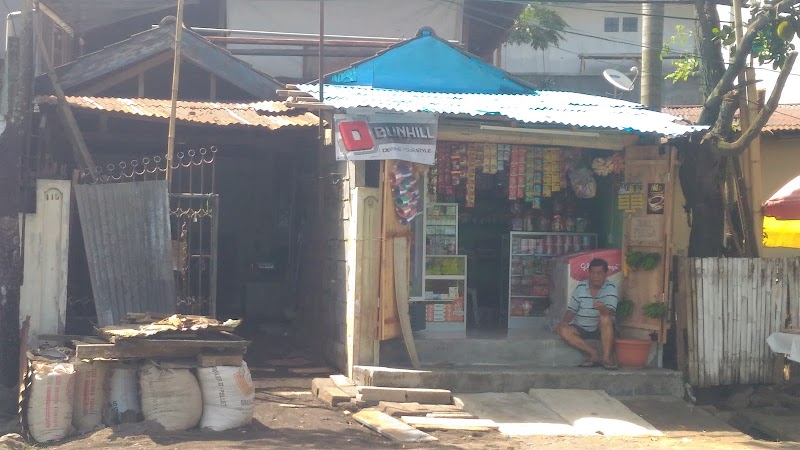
[508,231,597,328]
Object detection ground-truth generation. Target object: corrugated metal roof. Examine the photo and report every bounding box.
[37,96,319,130]
[299,84,705,137]
[74,180,176,327]
[663,104,800,133]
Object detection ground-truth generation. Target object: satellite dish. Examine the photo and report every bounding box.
[603,68,635,91]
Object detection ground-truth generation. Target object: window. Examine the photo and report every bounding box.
[622,17,639,32]
[604,17,619,32]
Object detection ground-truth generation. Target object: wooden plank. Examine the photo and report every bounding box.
[400,416,498,431]
[352,409,437,443]
[426,412,478,419]
[686,258,698,386]
[352,187,382,374]
[288,367,335,376]
[710,258,719,386]
[530,389,661,437]
[35,22,95,171]
[319,386,351,407]
[75,341,247,359]
[696,258,706,387]
[393,236,420,369]
[360,387,451,404]
[330,374,355,387]
[772,259,789,383]
[733,258,742,385]
[197,354,243,367]
[717,258,725,385]
[675,257,687,375]
[750,258,769,383]
[378,161,405,341]
[376,402,462,417]
[721,258,729,385]
[454,392,575,437]
[311,378,336,397]
[747,258,758,384]
[789,259,800,329]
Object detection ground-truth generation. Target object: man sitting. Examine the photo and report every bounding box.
[557,258,618,370]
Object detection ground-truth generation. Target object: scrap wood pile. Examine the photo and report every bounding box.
[21,314,254,445]
[311,375,498,443]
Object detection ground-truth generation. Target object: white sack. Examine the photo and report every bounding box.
[198,362,255,431]
[105,368,141,424]
[27,362,75,443]
[139,362,202,431]
[72,363,108,433]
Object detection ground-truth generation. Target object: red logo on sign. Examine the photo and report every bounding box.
[338,121,374,151]
[568,249,622,281]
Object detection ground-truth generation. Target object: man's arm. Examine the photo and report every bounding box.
[593,288,617,316]
[559,309,576,327]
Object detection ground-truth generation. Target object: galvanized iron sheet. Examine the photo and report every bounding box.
[298,84,705,137]
[75,180,176,326]
[37,96,318,130]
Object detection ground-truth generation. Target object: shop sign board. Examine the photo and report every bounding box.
[334,112,438,165]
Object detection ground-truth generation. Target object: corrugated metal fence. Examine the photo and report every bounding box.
[677,257,800,387]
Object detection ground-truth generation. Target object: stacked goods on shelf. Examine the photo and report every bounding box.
[465,144,479,207]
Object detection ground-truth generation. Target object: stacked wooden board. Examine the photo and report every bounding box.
[42,313,249,364]
[311,374,499,442]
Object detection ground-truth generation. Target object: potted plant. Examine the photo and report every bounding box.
[613,299,667,369]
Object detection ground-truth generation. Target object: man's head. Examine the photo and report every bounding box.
[588,258,609,289]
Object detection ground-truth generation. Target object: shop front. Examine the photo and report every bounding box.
[289,27,702,374]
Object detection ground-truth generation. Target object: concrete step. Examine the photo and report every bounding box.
[382,331,596,367]
[353,365,684,397]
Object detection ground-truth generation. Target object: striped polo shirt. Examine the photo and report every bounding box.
[567,280,618,332]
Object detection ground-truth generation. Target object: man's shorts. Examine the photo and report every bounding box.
[571,324,602,340]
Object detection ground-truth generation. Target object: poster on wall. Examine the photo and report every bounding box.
[617,182,644,213]
[334,112,438,165]
[647,183,666,215]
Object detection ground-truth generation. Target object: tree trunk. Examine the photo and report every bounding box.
[679,141,726,257]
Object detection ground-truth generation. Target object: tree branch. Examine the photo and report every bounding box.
[700,0,796,124]
[704,90,742,141]
[716,50,798,154]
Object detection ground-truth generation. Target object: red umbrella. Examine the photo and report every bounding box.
[764,175,800,220]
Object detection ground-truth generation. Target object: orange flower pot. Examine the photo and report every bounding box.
[615,338,652,369]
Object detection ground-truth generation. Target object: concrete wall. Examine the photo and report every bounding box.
[501,4,700,106]
[226,0,463,81]
[671,136,800,257]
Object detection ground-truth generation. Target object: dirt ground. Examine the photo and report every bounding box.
[46,324,800,450]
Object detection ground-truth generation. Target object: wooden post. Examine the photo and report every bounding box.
[35,10,95,172]
[0,0,34,387]
[166,0,186,190]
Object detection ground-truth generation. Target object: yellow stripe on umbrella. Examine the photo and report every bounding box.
[763,216,800,249]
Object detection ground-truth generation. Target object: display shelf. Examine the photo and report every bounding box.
[424,203,459,256]
[426,275,467,280]
[508,231,598,328]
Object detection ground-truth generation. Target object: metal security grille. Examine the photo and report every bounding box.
[72,147,219,318]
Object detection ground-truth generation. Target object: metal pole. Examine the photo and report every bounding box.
[640,3,664,110]
[166,0,186,191]
[319,0,325,106]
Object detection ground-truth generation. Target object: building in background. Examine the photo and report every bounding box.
[499,3,702,105]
